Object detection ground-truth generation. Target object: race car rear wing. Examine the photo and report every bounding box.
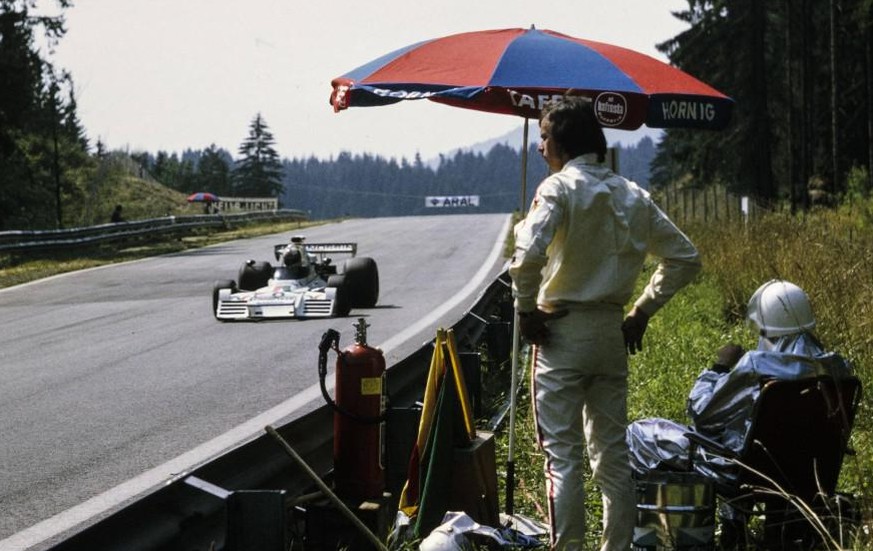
[274,242,357,261]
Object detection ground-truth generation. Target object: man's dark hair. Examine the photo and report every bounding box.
[540,97,607,163]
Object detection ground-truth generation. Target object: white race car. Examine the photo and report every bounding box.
[212,236,379,321]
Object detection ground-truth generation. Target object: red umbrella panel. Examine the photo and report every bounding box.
[187,192,219,203]
[331,27,733,130]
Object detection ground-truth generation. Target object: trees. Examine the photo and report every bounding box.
[197,144,232,196]
[232,113,284,198]
[652,0,774,199]
[151,151,180,189]
[0,0,90,230]
[651,0,872,209]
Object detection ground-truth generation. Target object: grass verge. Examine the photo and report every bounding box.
[492,204,873,548]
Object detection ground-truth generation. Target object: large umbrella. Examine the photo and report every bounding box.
[331,26,733,131]
[329,26,733,517]
[331,26,733,212]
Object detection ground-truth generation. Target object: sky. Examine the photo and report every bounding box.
[38,0,690,162]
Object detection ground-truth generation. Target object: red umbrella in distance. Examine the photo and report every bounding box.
[186,192,219,203]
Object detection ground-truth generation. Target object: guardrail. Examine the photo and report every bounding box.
[0,210,309,254]
[45,270,515,551]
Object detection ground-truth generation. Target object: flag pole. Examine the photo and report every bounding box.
[507,117,530,516]
[266,426,388,551]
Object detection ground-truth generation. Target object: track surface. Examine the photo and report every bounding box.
[0,214,510,547]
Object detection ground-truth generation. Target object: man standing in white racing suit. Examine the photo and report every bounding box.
[508,97,701,551]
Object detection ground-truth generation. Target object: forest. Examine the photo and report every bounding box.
[651,0,873,208]
[279,139,656,219]
[121,133,655,220]
[1,0,871,230]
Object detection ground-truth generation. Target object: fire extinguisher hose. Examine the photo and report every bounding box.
[318,329,387,424]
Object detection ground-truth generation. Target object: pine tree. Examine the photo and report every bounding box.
[0,0,87,230]
[198,144,232,196]
[232,113,284,198]
[652,0,872,208]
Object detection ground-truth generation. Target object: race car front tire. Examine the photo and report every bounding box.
[327,274,352,317]
[212,279,237,320]
[342,257,379,308]
[238,260,272,291]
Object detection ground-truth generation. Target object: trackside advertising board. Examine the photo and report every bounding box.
[425,196,480,208]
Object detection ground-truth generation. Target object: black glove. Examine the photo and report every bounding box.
[621,307,650,355]
[519,308,568,346]
[712,343,745,373]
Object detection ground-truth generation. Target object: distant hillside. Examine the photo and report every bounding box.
[452,124,663,154]
[103,125,659,224]
[281,130,660,220]
[66,153,208,227]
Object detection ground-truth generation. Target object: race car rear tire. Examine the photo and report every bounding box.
[213,279,237,320]
[327,274,351,317]
[238,260,272,291]
[342,257,379,308]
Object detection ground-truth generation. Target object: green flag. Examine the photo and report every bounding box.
[413,372,458,538]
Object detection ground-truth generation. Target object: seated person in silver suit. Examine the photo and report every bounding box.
[627,279,854,491]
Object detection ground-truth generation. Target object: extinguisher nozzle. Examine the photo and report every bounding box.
[319,329,340,354]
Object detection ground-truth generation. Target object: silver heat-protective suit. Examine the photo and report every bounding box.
[627,332,854,490]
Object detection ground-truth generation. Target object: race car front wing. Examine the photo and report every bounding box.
[215,288,337,320]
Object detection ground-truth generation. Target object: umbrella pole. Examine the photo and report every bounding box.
[519,118,530,216]
[506,118,530,517]
[507,310,520,516]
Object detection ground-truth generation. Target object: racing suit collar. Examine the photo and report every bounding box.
[564,153,602,170]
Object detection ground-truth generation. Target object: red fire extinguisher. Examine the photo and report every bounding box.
[318,319,387,502]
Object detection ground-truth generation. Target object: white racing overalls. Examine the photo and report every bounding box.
[509,154,701,551]
[531,305,631,551]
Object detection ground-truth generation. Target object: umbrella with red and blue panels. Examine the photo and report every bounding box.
[330,26,733,131]
[186,192,219,203]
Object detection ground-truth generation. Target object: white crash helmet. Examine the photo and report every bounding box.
[746,279,816,338]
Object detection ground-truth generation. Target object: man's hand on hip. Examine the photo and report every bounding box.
[622,307,650,355]
[519,308,568,346]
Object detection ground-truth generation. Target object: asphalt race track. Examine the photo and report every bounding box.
[0,213,511,550]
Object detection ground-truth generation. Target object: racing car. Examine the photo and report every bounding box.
[212,236,379,321]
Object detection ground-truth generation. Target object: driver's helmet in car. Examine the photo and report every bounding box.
[282,247,310,279]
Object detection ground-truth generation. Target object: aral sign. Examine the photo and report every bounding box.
[425,196,480,208]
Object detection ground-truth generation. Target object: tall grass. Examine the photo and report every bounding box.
[496,201,873,547]
[688,206,873,526]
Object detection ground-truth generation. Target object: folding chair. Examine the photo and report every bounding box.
[687,375,862,550]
